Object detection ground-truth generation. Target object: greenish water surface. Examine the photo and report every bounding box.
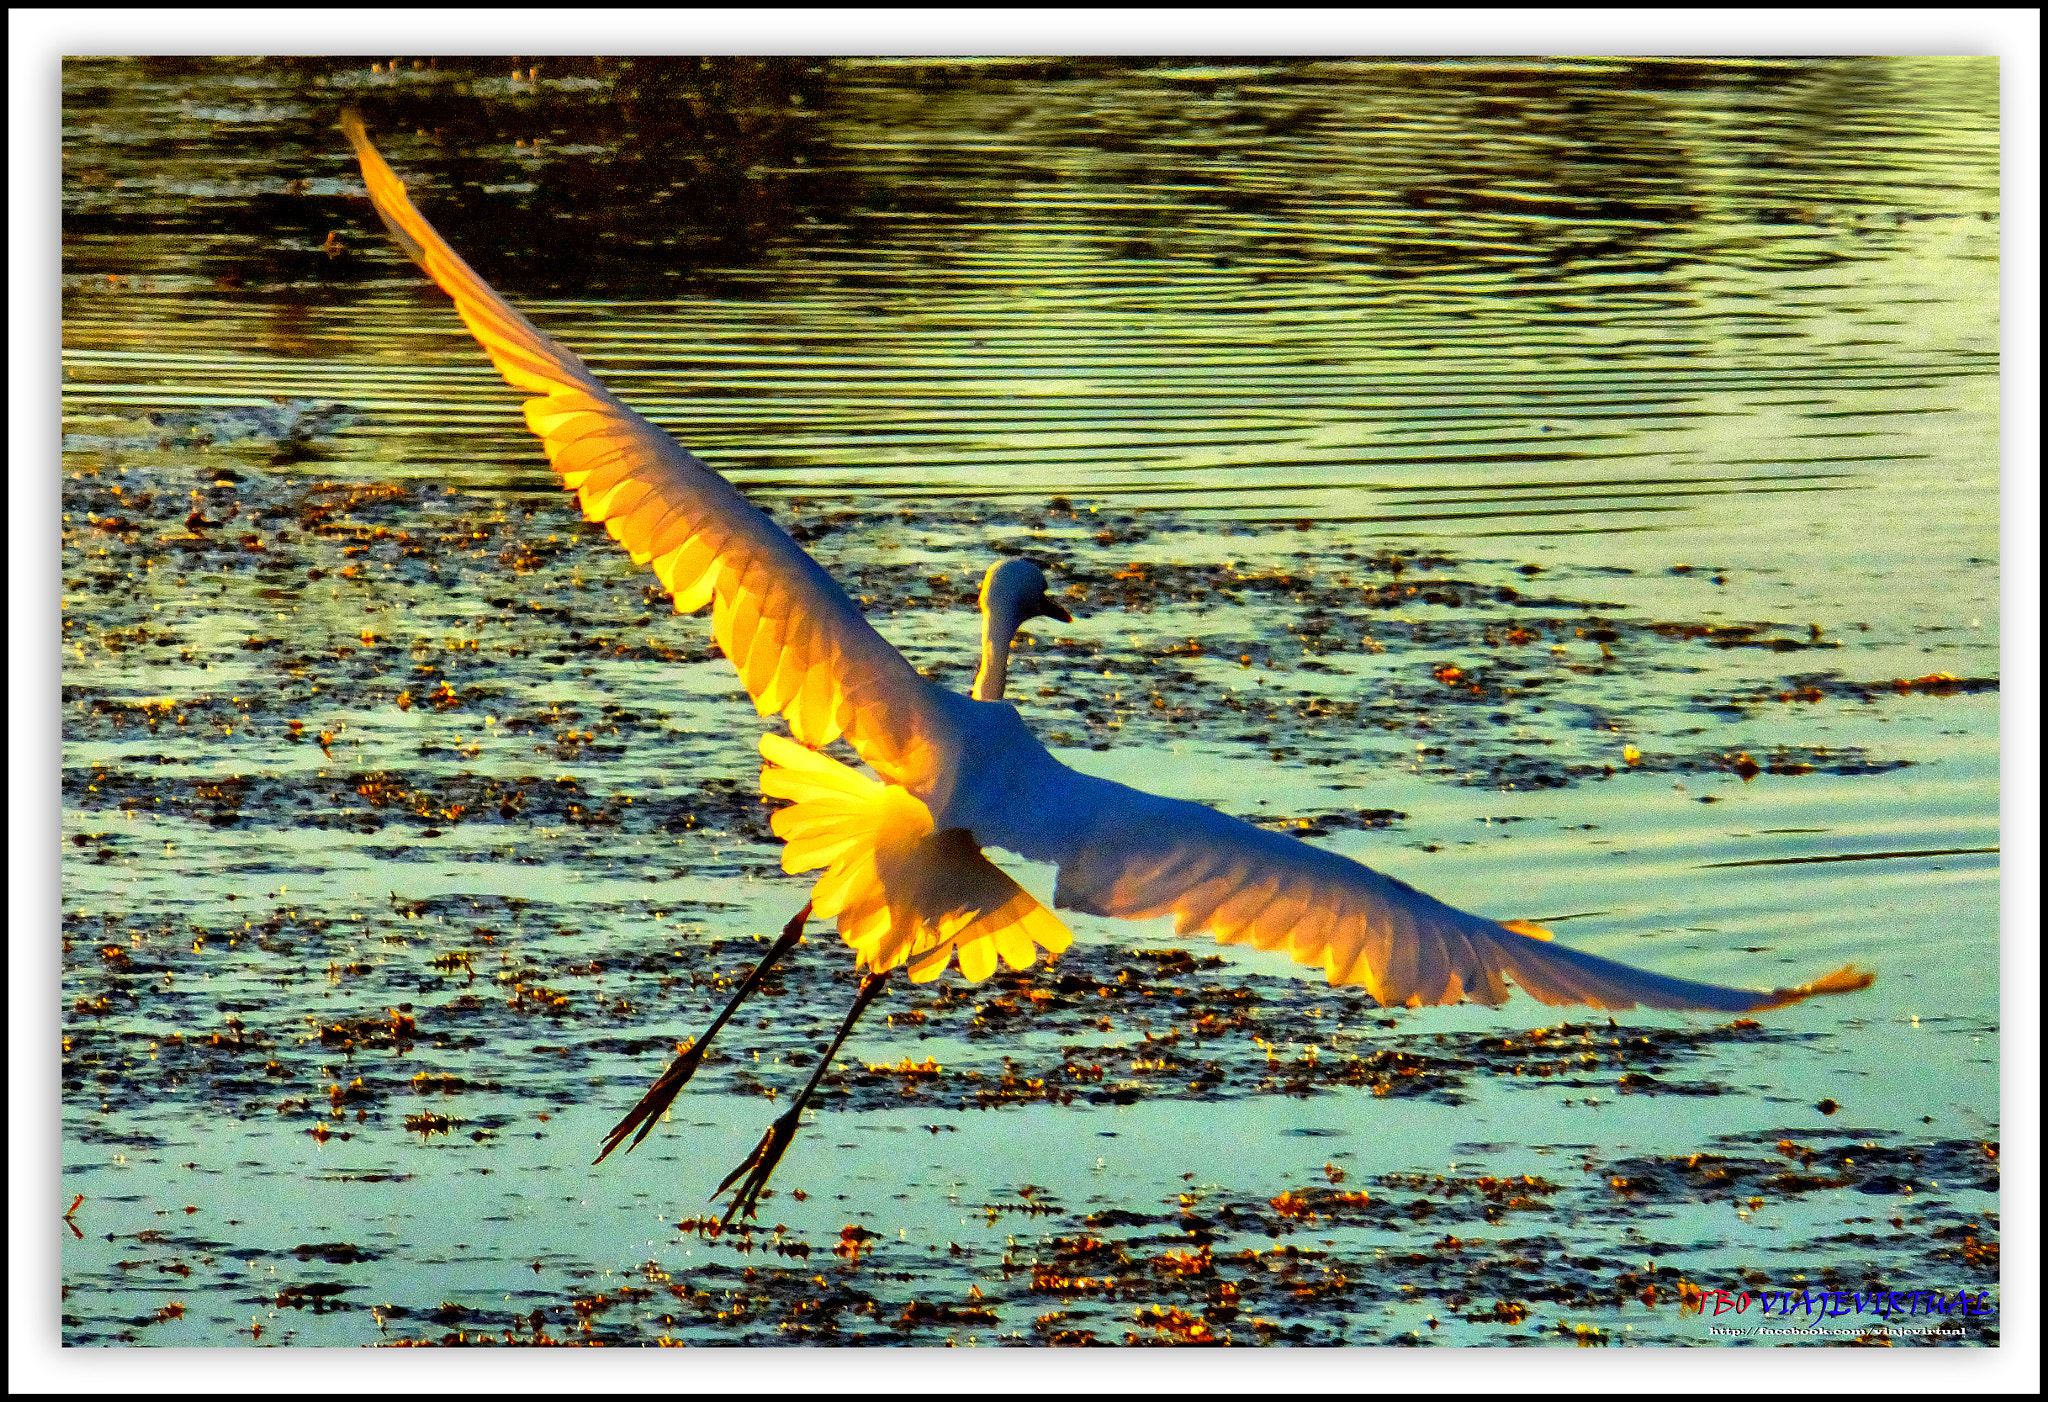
[58,56,1999,1349]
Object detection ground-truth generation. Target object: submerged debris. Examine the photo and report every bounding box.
[62,469,1993,1345]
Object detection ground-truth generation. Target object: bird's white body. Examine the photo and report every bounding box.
[345,112,1871,1019]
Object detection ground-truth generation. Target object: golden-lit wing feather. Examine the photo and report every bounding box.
[1041,777,1871,1012]
[344,112,949,788]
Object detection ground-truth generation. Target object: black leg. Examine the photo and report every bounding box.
[593,901,811,1165]
[715,966,893,1227]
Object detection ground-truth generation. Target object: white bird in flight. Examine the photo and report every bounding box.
[343,114,1873,1224]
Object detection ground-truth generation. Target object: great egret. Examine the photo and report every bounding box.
[342,114,1873,1224]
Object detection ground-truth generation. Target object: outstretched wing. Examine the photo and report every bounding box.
[343,112,951,789]
[1039,774,1871,1012]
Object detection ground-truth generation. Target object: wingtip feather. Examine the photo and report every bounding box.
[1749,963,1877,1010]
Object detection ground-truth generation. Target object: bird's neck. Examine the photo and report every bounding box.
[973,606,1019,701]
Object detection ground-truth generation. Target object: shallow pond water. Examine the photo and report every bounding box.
[56,56,2001,1350]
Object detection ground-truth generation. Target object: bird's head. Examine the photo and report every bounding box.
[980,557,1073,631]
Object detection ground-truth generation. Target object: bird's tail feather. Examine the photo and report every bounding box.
[760,733,1070,982]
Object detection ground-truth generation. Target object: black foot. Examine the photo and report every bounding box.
[714,1109,803,1227]
[593,1036,712,1165]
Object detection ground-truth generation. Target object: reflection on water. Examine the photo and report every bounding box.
[63,56,1997,523]
[60,57,1998,1347]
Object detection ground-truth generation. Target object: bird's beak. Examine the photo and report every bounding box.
[1036,597,1074,624]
